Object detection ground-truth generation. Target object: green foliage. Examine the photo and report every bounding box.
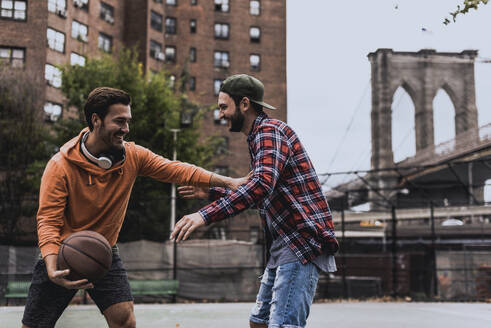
[0,66,54,241]
[58,48,218,241]
[444,0,489,24]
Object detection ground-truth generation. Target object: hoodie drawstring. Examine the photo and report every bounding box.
[88,174,93,186]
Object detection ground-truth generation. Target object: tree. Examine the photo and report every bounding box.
[444,0,489,24]
[0,65,54,243]
[58,49,220,241]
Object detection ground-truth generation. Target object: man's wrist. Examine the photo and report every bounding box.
[198,209,210,225]
[44,254,58,275]
[209,172,231,189]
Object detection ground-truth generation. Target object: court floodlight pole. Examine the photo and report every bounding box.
[170,129,180,232]
[170,129,180,303]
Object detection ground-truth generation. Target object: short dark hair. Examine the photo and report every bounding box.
[229,94,263,115]
[84,87,131,130]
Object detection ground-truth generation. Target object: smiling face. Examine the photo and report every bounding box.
[93,103,132,151]
[217,91,245,132]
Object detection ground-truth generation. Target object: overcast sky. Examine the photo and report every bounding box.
[286,0,491,190]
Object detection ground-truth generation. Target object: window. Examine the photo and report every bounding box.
[250,54,260,71]
[189,47,196,62]
[250,0,260,15]
[73,0,88,11]
[45,64,62,88]
[0,47,24,68]
[48,0,67,17]
[214,0,228,12]
[98,32,112,53]
[165,17,176,34]
[100,2,114,24]
[250,26,260,42]
[213,108,227,125]
[189,76,196,91]
[150,10,162,31]
[165,46,176,63]
[70,52,85,66]
[154,0,162,3]
[214,166,229,176]
[189,19,196,33]
[166,0,176,5]
[213,79,223,96]
[191,0,197,5]
[214,51,229,68]
[0,0,26,20]
[72,20,88,42]
[47,28,65,52]
[150,40,164,61]
[44,102,62,122]
[214,23,229,39]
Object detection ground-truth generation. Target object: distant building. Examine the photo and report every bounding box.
[0,0,287,242]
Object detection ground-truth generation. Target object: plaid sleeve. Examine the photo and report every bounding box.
[199,125,290,224]
[208,187,230,201]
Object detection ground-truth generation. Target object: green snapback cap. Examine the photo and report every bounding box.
[219,74,276,110]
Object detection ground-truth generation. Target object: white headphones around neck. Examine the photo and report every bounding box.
[81,132,115,169]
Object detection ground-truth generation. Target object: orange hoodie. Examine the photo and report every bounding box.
[37,128,212,258]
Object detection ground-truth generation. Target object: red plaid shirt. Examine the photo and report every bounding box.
[199,113,338,264]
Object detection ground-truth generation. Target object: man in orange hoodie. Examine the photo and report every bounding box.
[22,87,246,328]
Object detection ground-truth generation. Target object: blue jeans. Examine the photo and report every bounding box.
[250,261,320,328]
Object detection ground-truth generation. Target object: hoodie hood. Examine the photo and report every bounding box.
[60,128,126,177]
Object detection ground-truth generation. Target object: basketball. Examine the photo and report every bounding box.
[57,230,112,282]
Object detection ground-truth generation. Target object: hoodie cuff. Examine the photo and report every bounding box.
[40,243,60,259]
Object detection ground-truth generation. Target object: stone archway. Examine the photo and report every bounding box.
[367,49,479,207]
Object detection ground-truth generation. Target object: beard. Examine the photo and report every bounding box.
[229,106,245,132]
[98,121,124,152]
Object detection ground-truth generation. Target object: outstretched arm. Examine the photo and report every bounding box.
[136,144,250,190]
[171,126,289,241]
[178,171,253,200]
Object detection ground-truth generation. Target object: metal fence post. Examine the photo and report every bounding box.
[430,201,438,298]
[172,239,177,303]
[391,205,398,297]
[341,208,347,299]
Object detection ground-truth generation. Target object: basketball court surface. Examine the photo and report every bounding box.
[1,302,490,327]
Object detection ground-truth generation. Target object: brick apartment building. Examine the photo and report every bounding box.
[0,0,286,242]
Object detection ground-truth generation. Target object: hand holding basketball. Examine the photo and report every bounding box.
[45,254,94,290]
[170,212,205,242]
[57,230,113,283]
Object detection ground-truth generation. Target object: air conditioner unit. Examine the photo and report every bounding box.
[74,0,83,8]
[79,34,88,42]
[105,13,114,24]
[157,52,165,61]
[57,9,67,17]
[222,60,230,68]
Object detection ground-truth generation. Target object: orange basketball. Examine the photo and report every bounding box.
[57,230,112,282]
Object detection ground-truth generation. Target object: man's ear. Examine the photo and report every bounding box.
[91,113,101,128]
[241,97,251,112]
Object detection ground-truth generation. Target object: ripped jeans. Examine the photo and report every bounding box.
[249,261,320,328]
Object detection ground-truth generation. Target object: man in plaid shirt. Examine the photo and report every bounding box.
[171,74,338,328]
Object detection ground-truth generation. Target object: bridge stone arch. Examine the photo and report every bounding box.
[367,48,479,208]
